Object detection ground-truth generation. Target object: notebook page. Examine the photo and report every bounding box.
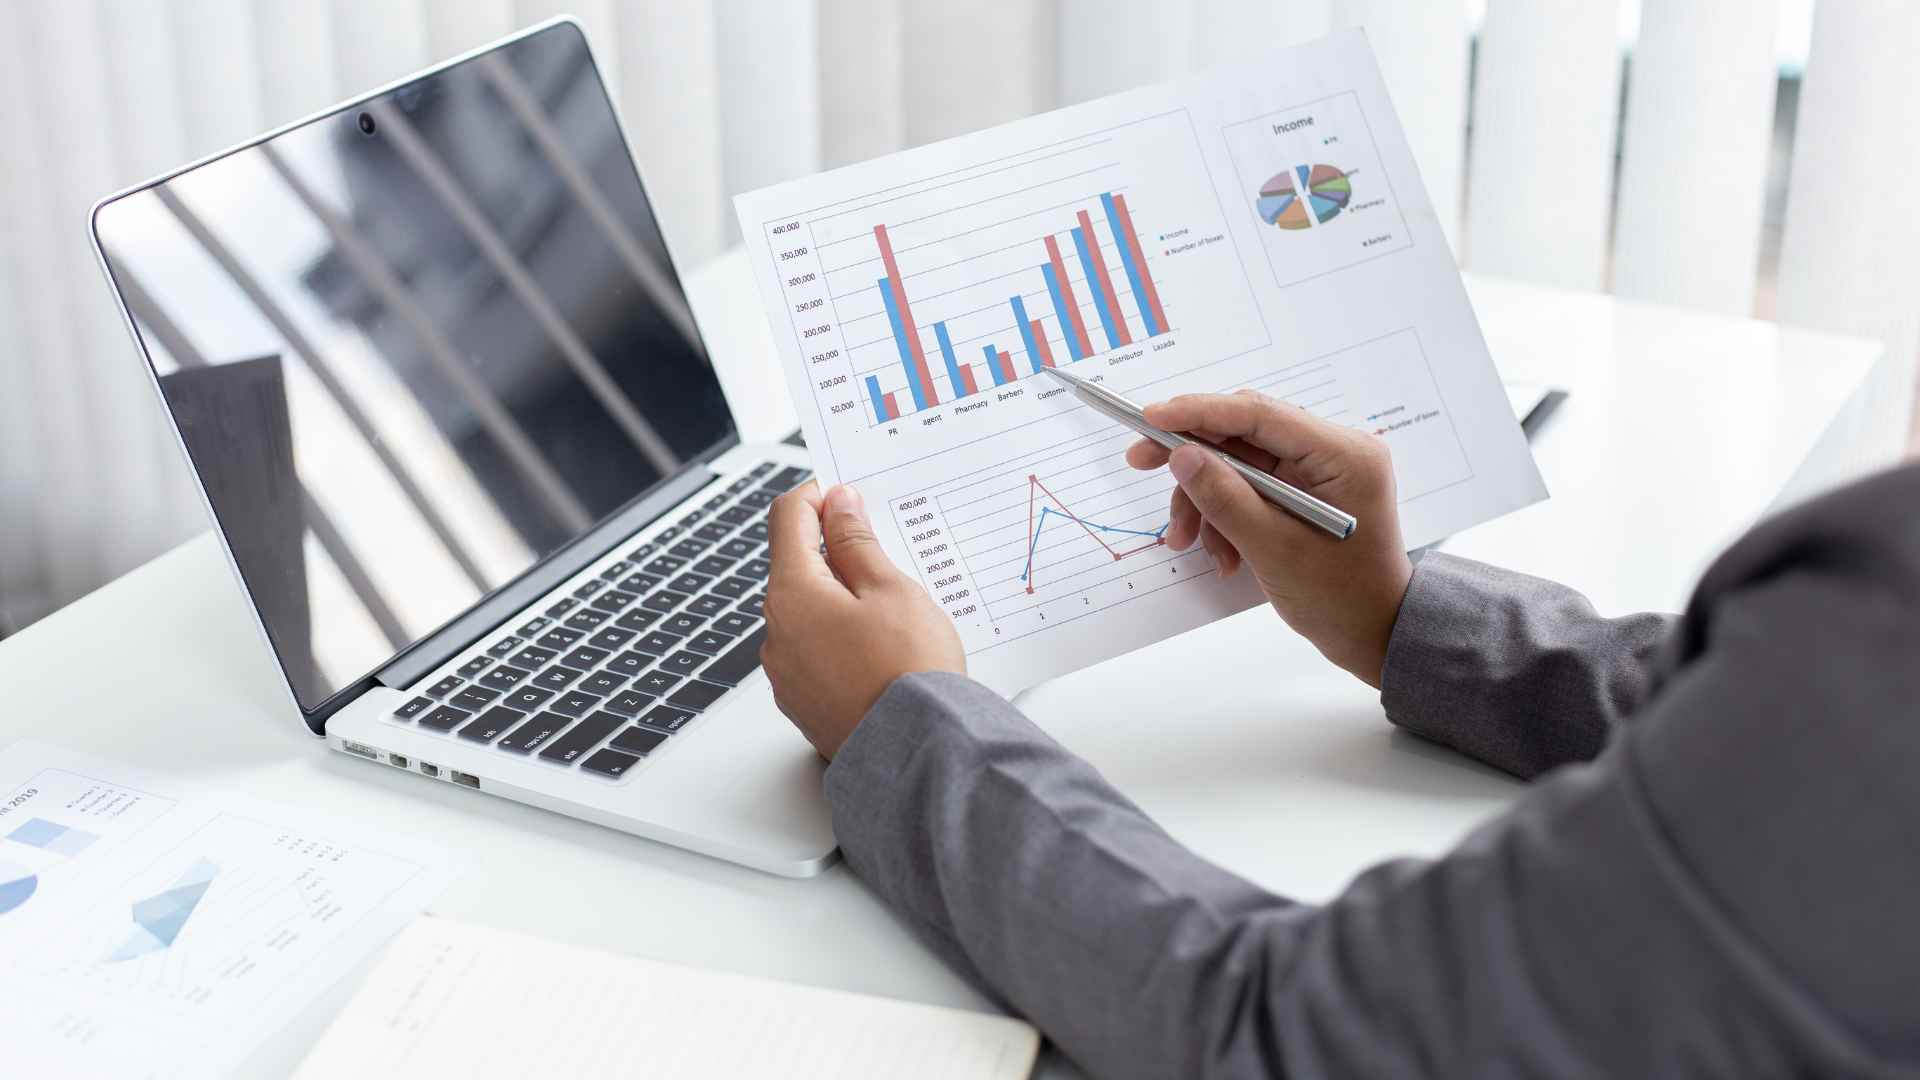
[292,916,1040,1079]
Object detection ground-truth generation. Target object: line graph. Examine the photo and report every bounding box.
[1020,474,1167,593]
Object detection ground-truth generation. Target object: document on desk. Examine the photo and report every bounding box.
[736,29,1545,691]
[0,740,453,1079]
[292,916,1041,1079]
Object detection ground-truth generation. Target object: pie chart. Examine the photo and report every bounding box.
[1256,165,1355,230]
[0,858,37,916]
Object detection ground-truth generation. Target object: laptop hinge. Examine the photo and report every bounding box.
[375,464,717,692]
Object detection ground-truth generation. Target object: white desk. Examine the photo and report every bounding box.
[0,255,1899,1070]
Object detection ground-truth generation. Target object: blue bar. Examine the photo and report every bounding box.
[865,374,888,423]
[984,345,1008,387]
[878,277,927,412]
[1041,263,1084,362]
[1102,193,1160,337]
[1010,295,1046,374]
[934,321,967,398]
[1072,226,1122,349]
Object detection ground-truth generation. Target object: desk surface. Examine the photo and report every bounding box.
[0,260,1894,1057]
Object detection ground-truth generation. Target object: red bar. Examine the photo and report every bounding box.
[1111,194,1168,334]
[873,224,938,407]
[1029,320,1056,367]
[996,349,1016,384]
[958,364,979,396]
[1075,210,1131,346]
[1044,234,1093,357]
[881,391,901,420]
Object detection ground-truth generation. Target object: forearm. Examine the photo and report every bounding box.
[1379,553,1674,778]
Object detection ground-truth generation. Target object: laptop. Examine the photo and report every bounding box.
[87,19,836,877]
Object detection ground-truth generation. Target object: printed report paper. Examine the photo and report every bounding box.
[0,740,453,1079]
[735,30,1546,692]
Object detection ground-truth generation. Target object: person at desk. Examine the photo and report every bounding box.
[760,391,1920,1078]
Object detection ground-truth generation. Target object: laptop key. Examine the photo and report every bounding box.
[748,461,776,477]
[498,712,569,754]
[564,608,610,631]
[457,656,493,677]
[687,629,735,656]
[712,611,759,637]
[533,666,586,691]
[503,686,555,712]
[655,525,684,543]
[619,572,663,594]
[611,726,670,756]
[686,594,730,618]
[581,748,640,779]
[739,490,776,509]
[636,629,683,654]
[736,593,767,618]
[694,523,733,543]
[725,476,754,494]
[578,670,627,697]
[637,705,698,735]
[451,686,500,711]
[458,706,525,744]
[426,675,463,698]
[479,665,532,691]
[667,680,729,711]
[643,555,687,576]
[633,670,682,697]
[605,689,657,716]
[420,705,471,732]
[598,559,634,581]
[485,635,524,658]
[560,646,609,670]
[615,608,663,632]
[742,521,770,542]
[669,538,710,559]
[710,576,755,600]
[538,627,583,649]
[573,578,607,599]
[539,710,626,763]
[641,589,690,613]
[606,651,656,679]
[660,651,707,677]
[551,690,603,718]
[517,616,552,636]
[716,537,758,560]
[394,696,433,720]
[717,505,754,525]
[511,645,559,669]
[545,598,578,618]
[738,558,771,581]
[698,626,767,687]
[693,554,736,577]
[668,572,712,594]
[765,466,811,492]
[590,589,639,614]
[660,612,706,637]
[588,627,636,651]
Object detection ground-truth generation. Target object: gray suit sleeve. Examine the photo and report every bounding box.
[1379,552,1674,778]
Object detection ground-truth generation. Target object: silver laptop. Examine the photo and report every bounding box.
[88,20,835,877]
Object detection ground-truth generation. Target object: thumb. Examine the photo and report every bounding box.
[821,485,899,594]
[1168,444,1273,549]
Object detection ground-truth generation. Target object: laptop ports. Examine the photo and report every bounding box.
[387,753,410,769]
[340,739,379,760]
[418,762,441,779]
[450,771,481,789]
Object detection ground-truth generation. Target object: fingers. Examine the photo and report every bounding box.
[1145,392,1329,462]
[1126,437,1170,471]
[820,484,901,595]
[1166,484,1201,550]
[768,483,836,588]
[1200,522,1241,578]
[1167,443,1276,549]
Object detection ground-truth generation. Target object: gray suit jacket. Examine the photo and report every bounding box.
[823,463,1920,1078]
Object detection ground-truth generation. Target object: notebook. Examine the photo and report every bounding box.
[293,916,1041,1079]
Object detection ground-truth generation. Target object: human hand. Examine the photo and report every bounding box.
[1125,391,1413,687]
[762,482,966,759]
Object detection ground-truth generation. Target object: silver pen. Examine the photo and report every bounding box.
[1041,367,1357,540]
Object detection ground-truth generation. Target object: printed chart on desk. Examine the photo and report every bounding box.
[738,31,1544,689]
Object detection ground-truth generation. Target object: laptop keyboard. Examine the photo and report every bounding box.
[390,461,810,781]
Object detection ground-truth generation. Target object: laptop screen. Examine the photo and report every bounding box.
[92,23,736,712]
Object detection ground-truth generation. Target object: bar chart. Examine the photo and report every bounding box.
[755,109,1269,478]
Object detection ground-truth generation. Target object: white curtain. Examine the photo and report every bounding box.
[0,0,1905,635]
